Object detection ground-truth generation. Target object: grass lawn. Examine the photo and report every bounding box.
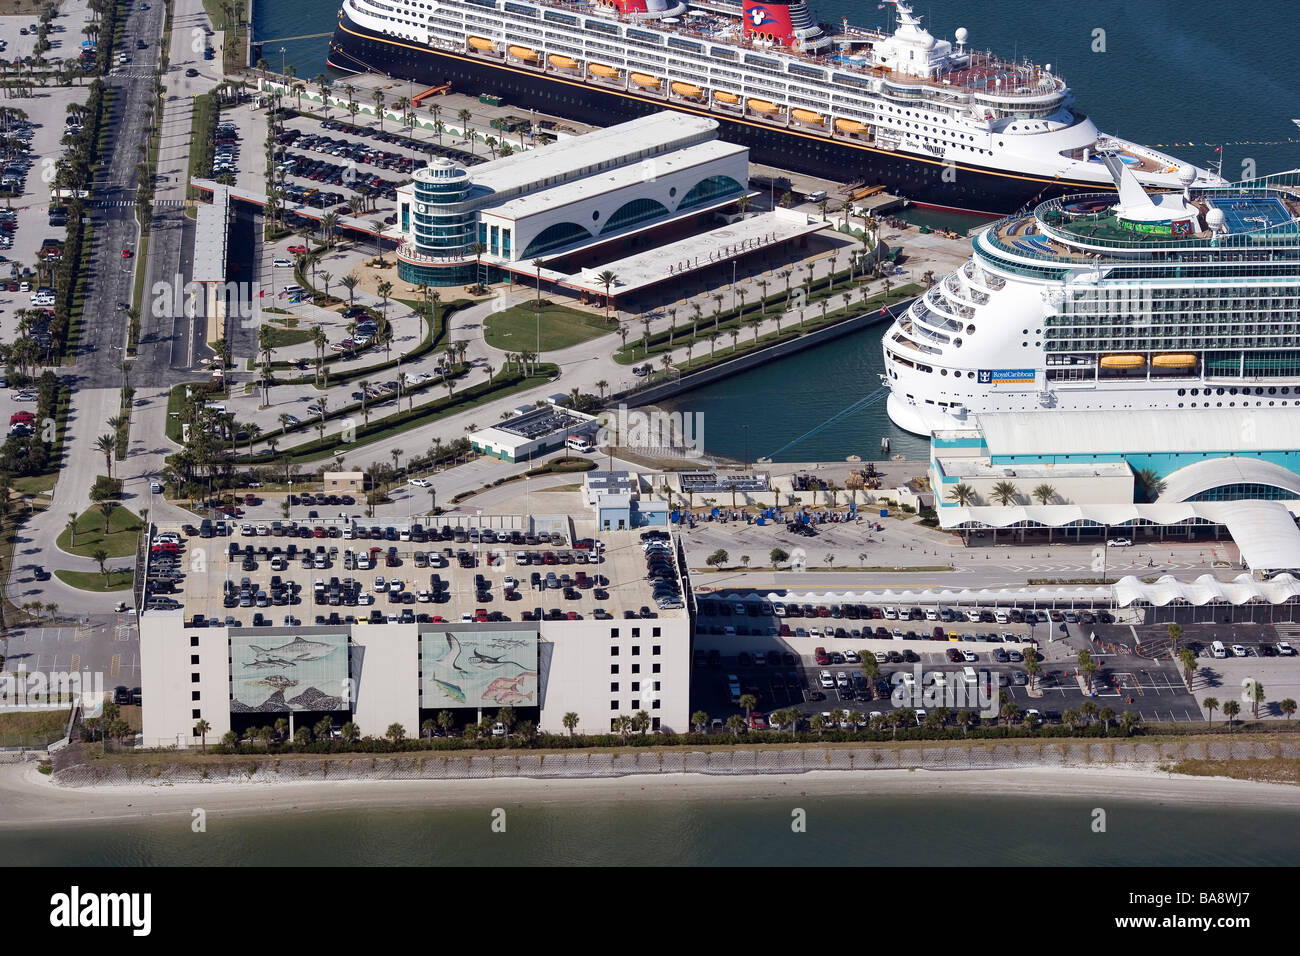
[484,303,610,353]
[55,569,134,592]
[0,710,70,748]
[12,473,58,497]
[262,324,315,349]
[57,507,144,559]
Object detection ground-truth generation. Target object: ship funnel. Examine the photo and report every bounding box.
[742,0,797,46]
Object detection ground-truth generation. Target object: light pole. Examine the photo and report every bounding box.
[279,47,286,76]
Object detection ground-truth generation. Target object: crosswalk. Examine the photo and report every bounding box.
[89,198,187,208]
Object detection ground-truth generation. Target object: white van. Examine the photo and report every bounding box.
[995,609,1009,624]
[924,607,938,621]
[565,435,595,453]
[963,666,978,685]
[1211,640,1227,659]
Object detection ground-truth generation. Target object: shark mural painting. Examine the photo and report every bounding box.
[230,632,350,713]
[421,630,539,708]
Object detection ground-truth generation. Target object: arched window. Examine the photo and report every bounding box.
[520,221,592,258]
[599,198,669,235]
[678,175,744,210]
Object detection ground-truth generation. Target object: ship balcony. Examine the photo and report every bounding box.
[945,272,989,306]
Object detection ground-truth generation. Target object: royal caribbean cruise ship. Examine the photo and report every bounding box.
[883,157,1300,436]
[326,0,1219,213]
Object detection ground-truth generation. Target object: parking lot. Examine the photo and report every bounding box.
[0,85,93,343]
[1,616,141,700]
[690,646,1204,728]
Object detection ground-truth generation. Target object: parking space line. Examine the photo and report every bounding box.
[110,654,121,678]
[69,653,80,673]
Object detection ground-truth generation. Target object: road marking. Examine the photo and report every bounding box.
[70,653,80,673]
[111,654,121,678]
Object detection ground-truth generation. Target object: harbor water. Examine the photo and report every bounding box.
[265,0,1299,461]
[6,790,1300,865]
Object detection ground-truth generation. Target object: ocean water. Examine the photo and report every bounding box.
[6,791,1300,865]
[265,1,1299,461]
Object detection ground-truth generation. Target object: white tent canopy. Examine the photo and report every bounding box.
[702,573,1300,608]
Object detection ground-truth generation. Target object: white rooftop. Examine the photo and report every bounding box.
[975,408,1300,457]
[933,457,1132,480]
[466,112,719,204]
[1218,501,1300,574]
[566,208,822,295]
[192,184,230,283]
[488,139,746,222]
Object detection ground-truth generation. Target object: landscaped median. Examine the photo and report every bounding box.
[57,506,143,559]
[615,274,920,372]
[255,362,561,466]
[54,569,133,592]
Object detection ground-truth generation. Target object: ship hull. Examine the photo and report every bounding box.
[326,14,1111,216]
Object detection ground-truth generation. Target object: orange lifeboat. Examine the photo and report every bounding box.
[589,63,620,78]
[467,36,496,52]
[630,72,662,88]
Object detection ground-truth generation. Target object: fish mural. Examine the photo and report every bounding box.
[482,673,537,706]
[431,678,466,704]
[230,632,349,712]
[422,630,538,707]
[253,675,298,691]
[248,636,336,662]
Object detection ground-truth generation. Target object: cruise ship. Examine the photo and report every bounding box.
[325,0,1219,214]
[882,157,1300,436]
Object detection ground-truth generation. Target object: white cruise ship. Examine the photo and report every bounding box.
[883,157,1300,436]
[325,0,1220,213]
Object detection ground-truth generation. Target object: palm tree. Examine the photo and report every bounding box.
[596,270,618,320]
[65,512,78,548]
[371,87,386,128]
[1134,467,1167,502]
[738,693,756,720]
[1280,699,1297,723]
[1032,484,1056,506]
[1177,647,1197,688]
[990,481,1019,506]
[1202,696,1219,728]
[1250,679,1266,719]
[340,274,358,306]
[92,548,109,582]
[691,710,708,733]
[194,719,211,753]
[1221,699,1240,729]
[98,500,118,534]
[946,483,976,506]
[94,433,115,477]
[562,712,579,736]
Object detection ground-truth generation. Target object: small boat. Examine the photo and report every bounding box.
[589,63,619,78]
[713,90,739,104]
[1152,353,1197,369]
[835,118,868,134]
[630,72,662,88]
[508,45,538,61]
[792,108,825,125]
[467,36,496,51]
[671,81,703,98]
[548,53,579,69]
[1100,354,1146,369]
[747,98,779,114]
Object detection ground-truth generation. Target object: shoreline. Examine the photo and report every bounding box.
[3,762,1299,830]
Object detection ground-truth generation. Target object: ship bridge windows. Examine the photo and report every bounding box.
[668,37,702,54]
[626,28,662,44]
[711,46,737,61]
[585,18,619,36]
[502,1,536,15]
[543,9,578,25]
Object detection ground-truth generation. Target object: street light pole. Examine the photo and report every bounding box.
[279,47,286,76]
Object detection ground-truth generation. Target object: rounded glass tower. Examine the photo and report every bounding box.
[399,158,479,286]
